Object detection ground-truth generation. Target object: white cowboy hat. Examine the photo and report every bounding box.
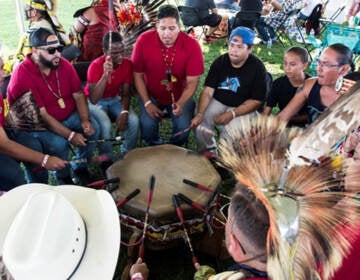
[0,183,120,280]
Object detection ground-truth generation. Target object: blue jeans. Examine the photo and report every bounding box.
[256,17,276,42]
[61,111,100,170]
[5,128,50,184]
[88,97,139,154]
[0,153,26,191]
[139,97,195,146]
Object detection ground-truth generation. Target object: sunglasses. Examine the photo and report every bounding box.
[37,45,64,55]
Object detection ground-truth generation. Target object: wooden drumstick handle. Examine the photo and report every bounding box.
[116,188,141,208]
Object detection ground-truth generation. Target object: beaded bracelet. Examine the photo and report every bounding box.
[41,154,50,168]
[68,131,75,142]
[144,100,152,108]
[131,272,144,280]
[230,109,236,119]
[121,110,129,115]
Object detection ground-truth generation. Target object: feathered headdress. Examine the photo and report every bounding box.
[219,115,360,280]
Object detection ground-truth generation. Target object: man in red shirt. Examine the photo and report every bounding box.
[0,56,67,190]
[7,28,100,185]
[85,31,139,161]
[132,4,204,146]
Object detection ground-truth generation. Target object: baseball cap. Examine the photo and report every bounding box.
[229,26,255,46]
[29,27,59,47]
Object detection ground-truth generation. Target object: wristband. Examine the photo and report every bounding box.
[121,110,129,115]
[131,272,144,280]
[230,109,236,119]
[144,100,152,108]
[68,131,75,142]
[41,154,50,168]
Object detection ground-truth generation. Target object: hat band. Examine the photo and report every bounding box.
[26,0,47,11]
[36,39,60,47]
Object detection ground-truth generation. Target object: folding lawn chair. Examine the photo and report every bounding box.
[319,5,346,35]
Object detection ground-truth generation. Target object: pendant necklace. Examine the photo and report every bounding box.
[40,69,65,109]
[160,46,177,108]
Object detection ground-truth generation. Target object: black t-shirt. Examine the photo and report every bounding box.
[267,74,310,111]
[205,53,267,107]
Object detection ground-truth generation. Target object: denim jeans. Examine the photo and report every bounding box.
[88,97,139,154]
[139,97,195,146]
[0,153,26,191]
[5,128,50,184]
[61,111,100,170]
[255,17,276,42]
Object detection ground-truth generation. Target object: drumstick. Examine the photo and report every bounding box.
[183,178,214,193]
[116,188,141,208]
[138,175,156,259]
[177,193,225,226]
[86,136,124,143]
[86,177,120,188]
[172,194,200,270]
[172,127,191,138]
[31,158,88,172]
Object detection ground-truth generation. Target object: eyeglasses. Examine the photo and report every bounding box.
[316,60,340,69]
[219,203,247,255]
[36,45,64,55]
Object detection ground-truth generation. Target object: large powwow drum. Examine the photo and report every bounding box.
[107,144,221,249]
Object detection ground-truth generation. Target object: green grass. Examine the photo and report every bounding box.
[0,1,301,279]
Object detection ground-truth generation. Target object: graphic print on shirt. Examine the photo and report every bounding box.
[218,76,240,93]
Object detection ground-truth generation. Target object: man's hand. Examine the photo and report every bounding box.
[172,102,183,117]
[103,55,113,77]
[130,258,149,280]
[115,113,128,131]
[190,113,203,129]
[145,102,164,119]
[44,156,68,171]
[81,120,95,136]
[214,111,233,125]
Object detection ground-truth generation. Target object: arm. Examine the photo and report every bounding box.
[214,99,263,125]
[88,56,112,104]
[173,75,200,117]
[73,91,95,136]
[133,72,163,119]
[262,106,272,115]
[190,86,215,128]
[115,83,131,131]
[0,127,67,170]
[277,78,315,122]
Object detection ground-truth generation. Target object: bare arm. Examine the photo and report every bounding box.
[115,83,131,131]
[0,127,67,170]
[277,78,316,122]
[190,86,215,128]
[73,91,95,136]
[133,72,163,119]
[262,106,272,115]
[215,99,263,125]
[88,56,112,104]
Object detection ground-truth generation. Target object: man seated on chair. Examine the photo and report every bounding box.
[184,0,223,43]
[255,0,303,45]
[132,4,204,146]
[85,31,139,168]
[190,27,267,155]
[6,27,100,185]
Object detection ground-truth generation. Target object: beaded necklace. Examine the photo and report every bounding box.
[160,46,177,108]
[40,69,65,109]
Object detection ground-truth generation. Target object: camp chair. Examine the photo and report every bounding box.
[178,6,208,39]
[271,9,302,47]
[319,5,346,35]
[229,10,261,31]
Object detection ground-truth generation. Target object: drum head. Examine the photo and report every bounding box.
[107,145,221,225]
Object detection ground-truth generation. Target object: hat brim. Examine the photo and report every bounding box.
[0,184,120,280]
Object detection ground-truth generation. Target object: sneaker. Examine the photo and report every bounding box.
[202,36,215,43]
[72,168,92,186]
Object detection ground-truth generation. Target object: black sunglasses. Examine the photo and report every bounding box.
[37,45,64,55]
